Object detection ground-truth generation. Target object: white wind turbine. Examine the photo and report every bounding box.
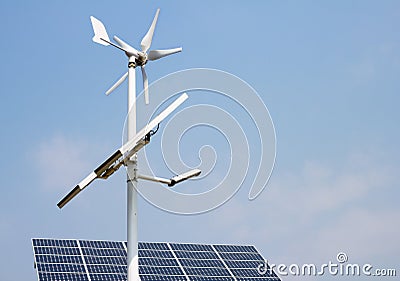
[57,9,201,281]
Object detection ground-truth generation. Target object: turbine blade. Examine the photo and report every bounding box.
[141,66,149,104]
[113,36,140,58]
[148,47,182,61]
[106,72,128,95]
[90,16,110,46]
[141,8,160,52]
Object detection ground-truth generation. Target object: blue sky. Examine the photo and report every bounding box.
[1,1,399,280]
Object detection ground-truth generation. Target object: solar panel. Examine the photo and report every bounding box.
[32,239,280,281]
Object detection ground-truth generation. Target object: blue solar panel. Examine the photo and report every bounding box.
[32,239,280,281]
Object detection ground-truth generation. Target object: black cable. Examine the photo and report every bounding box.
[149,123,160,136]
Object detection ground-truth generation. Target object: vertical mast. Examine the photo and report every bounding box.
[87,11,182,281]
[127,57,139,281]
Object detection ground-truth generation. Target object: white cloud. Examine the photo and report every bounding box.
[206,149,399,280]
[33,134,101,191]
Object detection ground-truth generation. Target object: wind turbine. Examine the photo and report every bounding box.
[90,8,182,103]
[57,9,200,281]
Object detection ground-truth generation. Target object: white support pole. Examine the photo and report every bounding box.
[127,56,139,281]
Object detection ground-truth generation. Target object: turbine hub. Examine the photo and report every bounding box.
[136,52,148,66]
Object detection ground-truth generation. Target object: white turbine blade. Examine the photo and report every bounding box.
[90,16,110,46]
[141,8,160,52]
[141,66,149,104]
[106,72,128,95]
[148,47,182,61]
[113,36,140,58]
[57,172,97,208]
[121,93,188,154]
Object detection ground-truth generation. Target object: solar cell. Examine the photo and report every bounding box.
[38,272,88,281]
[188,277,234,281]
[224,260,264,269]
[37,263,86,273]
[170,243,214,252]
[87,264,127,274]
[80,240,125,249]
[218,252,263,261]
[82,247,126,257]
[34,254,83,264]
[140,266,184,276]
[139,242,170,251]
[231,268,270,278]
[140,275,187,281]
[89,273,126,281]
[236,278,280,281]
[139,249,175,259]
[179,258,225,268]
[140,257,179,267]
[32,239,280,281]
[85,255,126,265]
[184,266,231,277]
[175,250,219,260]
[214,245,257,253]
[33,239,78,248]
[35,246,81,256]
